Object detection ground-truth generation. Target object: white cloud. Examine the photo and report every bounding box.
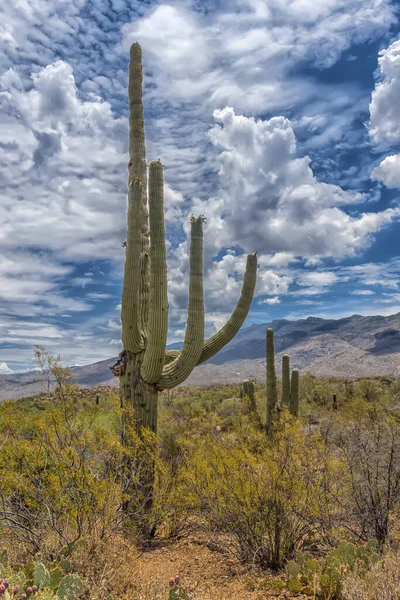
[0,362,13,374]
[351,290,376,296]
[371,154,400,188]
[258,296,281,305]
[369,39,400,145]
[258,252,299,268]
[123,0,396,110]
[299,272,338,287]
[0,59,127,263]
[375,293,400,303]
[192,107,399,258]
[257,269,292,296]
[124,5,212,79]
[339,258,400,291]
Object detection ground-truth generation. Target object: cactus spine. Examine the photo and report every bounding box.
[118,43,258,437]
[289,369,300,417]
[266,328,277,438]
[242,379,256,412]
[281,353,290,407]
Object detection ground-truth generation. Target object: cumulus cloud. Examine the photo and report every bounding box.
[369,40,400,145]
[258,297,281,305]
[298,272,338,287]
[371,154,400,188]
[258,253,299,268]
[0,57,184,311]
[123,0,396,109]
[293,271,338,296]
[0,362,13,374]
[0,60,127,262]
[191,107,399,258]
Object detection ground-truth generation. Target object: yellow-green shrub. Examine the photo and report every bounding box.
[182,413,333,568]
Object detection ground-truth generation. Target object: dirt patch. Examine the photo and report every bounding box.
[135,531,307,599]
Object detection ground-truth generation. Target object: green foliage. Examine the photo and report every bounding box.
[183,414,329,569]
[49,569,64,590]
[168,579,192,600]
[0,381,125,553]
[0,550,9,567]
[0,559,86,600]
[57,575,86,599]
[34,564,51,589]
[285,541,380,599]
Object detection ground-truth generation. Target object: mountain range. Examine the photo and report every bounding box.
[1,313,399,401]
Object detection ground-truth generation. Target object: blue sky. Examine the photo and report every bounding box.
[1,0,400,373]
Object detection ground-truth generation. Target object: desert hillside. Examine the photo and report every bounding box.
[1,313,399,401]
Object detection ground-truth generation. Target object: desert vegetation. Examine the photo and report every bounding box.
[1,345,400,599]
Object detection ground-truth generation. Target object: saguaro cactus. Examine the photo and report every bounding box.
[281,354,290,407]
[116,43,258,436]
[265,329,300,437]
[266,328,277,438]
[289,369,300,417]
[242,379,256,412]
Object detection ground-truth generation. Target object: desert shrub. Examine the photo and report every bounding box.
[183,414,331,569]
[0,395,125,555]
[328,410,400,548]
[342,549,400,600]
[286,540,379,599]
[353,378,384,403]
[301,373,346,410]
[0,392,192,558]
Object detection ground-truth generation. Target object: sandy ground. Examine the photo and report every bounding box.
[135,530,308,600]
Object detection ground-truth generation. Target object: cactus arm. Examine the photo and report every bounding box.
[289,369,300,417]
[157,217,205,390]
[121,179,144,352]
[266,327,277,438]
[281,354,290,407]
[129,42,150,335]
[196,252,257,364]
[164,350,180,364]
[161,253,257,366]
[141,161,168,383]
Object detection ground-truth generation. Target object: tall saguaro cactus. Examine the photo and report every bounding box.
[266,328,277,439]
[116,43,258,436]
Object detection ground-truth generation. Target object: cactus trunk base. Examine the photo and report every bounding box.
[120,352,158,537]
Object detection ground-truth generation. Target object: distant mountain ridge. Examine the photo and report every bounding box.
[1,313,399,400]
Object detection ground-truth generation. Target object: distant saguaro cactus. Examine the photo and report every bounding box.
[281,354,290,407]
[115,43,258,437]
[289,369,300,417]
[242,379,256,412]
[265,329,300,437]
[266,328,278,439]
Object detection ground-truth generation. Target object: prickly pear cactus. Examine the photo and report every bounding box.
[34,564,51,590]
[49,568,64,589]
[57,574,86,599]
[36,591,58,600]
[0,549,8,567]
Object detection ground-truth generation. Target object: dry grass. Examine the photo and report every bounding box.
[342,550,400,600]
